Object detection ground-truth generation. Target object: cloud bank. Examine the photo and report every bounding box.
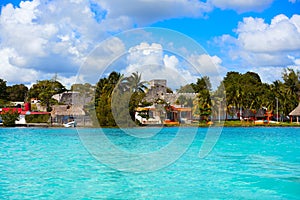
[0,0,214,87]
[0,0,298,88]
[216,14,300,83]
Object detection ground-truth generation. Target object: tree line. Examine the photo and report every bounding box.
[0,68,299,126]
[218,69,299,119]
[178,69,299,121]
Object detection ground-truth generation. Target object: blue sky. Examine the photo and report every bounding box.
[0,0,299,88]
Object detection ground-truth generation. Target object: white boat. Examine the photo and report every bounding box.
[63,121,76,127]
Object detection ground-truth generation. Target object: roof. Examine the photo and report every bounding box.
[51,105,86,116]
[136,105,192,112]
[52,91,92,105]
[136,106,156,111]
[289,103,300,116]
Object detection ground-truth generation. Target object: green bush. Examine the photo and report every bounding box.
[25,114,50,123]
[0,109,19,127]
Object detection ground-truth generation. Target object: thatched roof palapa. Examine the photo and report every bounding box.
[51,105,86,117]
[289,103,300,116]
[67,105,86,116]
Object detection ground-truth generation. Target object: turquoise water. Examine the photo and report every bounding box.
[0,127,299,199]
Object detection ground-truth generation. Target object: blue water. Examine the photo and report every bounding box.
[0,127,299,199]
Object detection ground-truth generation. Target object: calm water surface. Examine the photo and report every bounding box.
[0,127,299,199]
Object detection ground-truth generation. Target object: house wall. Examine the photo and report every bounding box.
[145,79,197,104]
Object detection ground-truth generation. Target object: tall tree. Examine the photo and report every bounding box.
[28,80,66,111]
[277,68,300,116]
[177,84,194,93]
[191,76,212,93]
[192,76,212,122]
[6,84,28,102]
[221,71,264,111]
[282,68,300,100]
[0,79,8,100]
[121,72,147,93]
[176,95,188,107]
[94,71,122,127]
[71,83,95,105]
[116,72,148,124]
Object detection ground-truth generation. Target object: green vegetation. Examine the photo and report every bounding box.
[0,109,19,127]
[93,71,148,127]
[28,80,66,111]
[180,76,212,122]
[180,68,300,122]
[0,79,28,107]
[220,69,300,118]
[0,68,299,127]
[0,79,8,101]
[71,83,95,100]
[25,114,50,123]
[94,71,122,127]
[6,84,28,102]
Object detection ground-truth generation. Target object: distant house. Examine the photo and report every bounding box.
[242,109,255,121]
[52,91,93,105]
[135,79,196,125]
[51,105,92,126]
[255,109,266,120]
[135,105,193,125]
[30,98,41,104]
[144,79,197,104]
[10,102,25,107]
[289,103,300,123]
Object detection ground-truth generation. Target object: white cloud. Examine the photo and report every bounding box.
[250,65,300,84]
[56,75,78,89]
[0,0,41,24]
[120,42,224,89]
[0,47,81,88]
[188,54,224,75]
[216,14,300,69]
[122,42,193,89]
[288,55,300,66]
[187,54,226,88]
[237,14,300,53]
[209,0,274,13]
[0,48,39,84]
[0,0,213,86]
[0,0,99,79]
[96,0,212,25]
[80,37,126,83]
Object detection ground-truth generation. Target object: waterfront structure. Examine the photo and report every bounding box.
[50,105,92,126]
[144,79,197,104]
[289,103,300,123]
[52,91,93,105]
[136,79,196,125]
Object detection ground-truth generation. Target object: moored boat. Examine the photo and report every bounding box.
[63,121,76,127]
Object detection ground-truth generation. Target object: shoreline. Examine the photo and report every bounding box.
[1,121,300,128]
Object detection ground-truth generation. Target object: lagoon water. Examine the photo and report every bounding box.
[0,127,299,199]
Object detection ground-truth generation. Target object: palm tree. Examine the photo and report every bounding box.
[112,72,148,125]
[122,72,148,93]
[283,68,300,98]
